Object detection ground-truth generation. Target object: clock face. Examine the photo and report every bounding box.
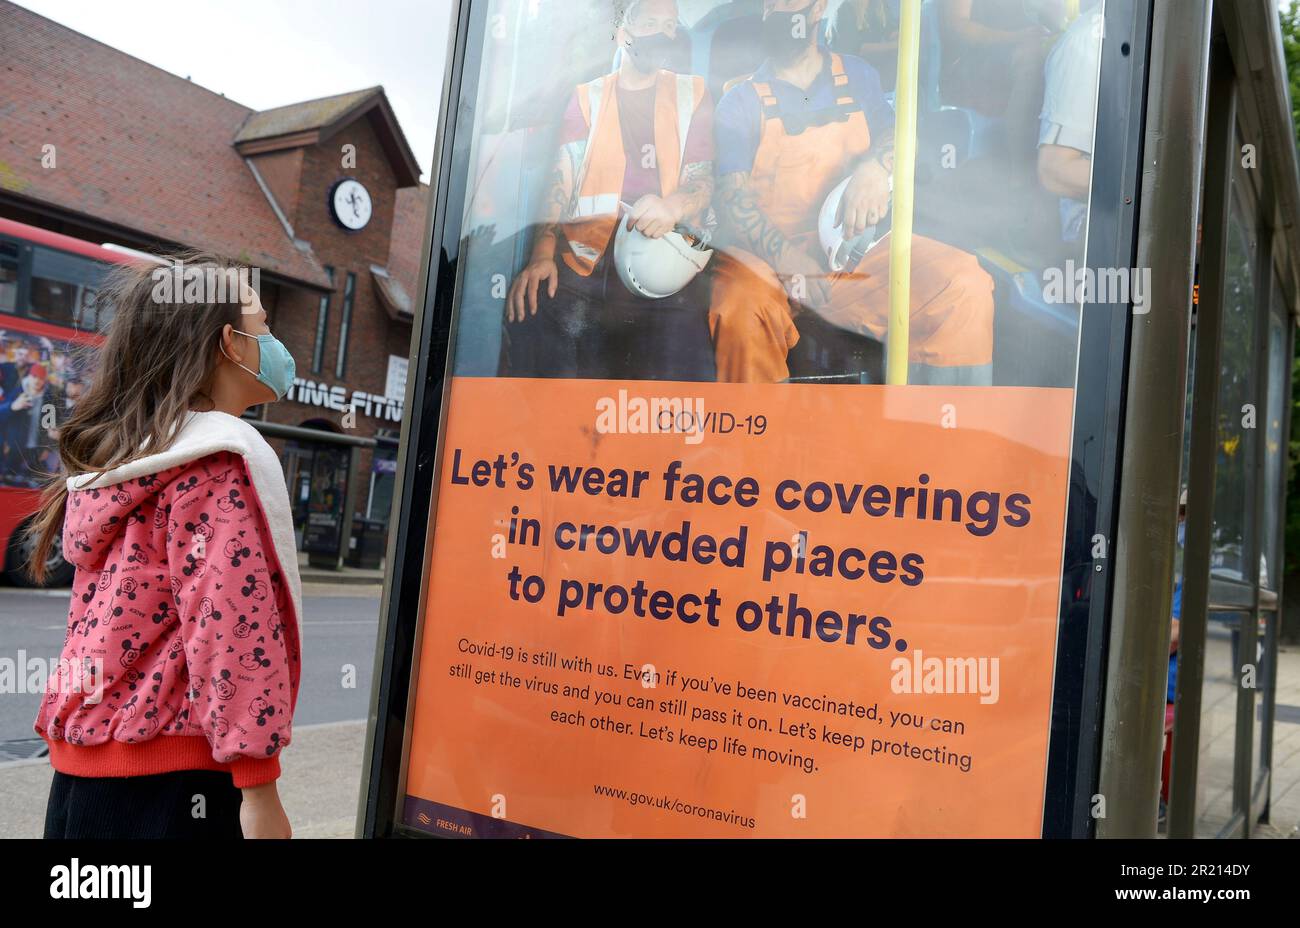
[330,178,372,231]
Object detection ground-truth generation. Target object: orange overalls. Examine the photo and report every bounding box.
[708,54,995,383]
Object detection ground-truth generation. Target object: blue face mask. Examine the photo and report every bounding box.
[227,329,297,400]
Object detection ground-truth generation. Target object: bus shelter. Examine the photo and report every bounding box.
[359,0,1299,839]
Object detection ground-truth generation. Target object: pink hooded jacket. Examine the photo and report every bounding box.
[34,411,303,788]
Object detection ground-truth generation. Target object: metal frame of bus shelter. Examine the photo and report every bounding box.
[354,0,1284,839]
[1161,0,1300,839]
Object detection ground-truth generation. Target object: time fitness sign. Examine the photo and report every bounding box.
[288,377,404,423]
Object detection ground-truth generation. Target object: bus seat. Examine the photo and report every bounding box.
[975,248,1079,389]
[787,310,885,384]
[917,0,1003,163]
[699,8,765,102]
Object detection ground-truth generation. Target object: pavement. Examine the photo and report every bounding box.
[0,574,383,839]
[1258,643,1300,837]
[297,564,386,586]
[0,719,367,838]
[295,549,386,586]
[2,566,1298,838]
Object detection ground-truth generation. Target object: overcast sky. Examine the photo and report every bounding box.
[14,0,454,182]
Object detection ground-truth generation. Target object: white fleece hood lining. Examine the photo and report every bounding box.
[66,411,303,640]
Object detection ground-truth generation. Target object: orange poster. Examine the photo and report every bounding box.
[400,377,1074,838]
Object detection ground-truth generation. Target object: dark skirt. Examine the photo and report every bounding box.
[44,769,244,839]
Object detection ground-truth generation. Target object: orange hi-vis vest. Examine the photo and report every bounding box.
[561,69,707,276]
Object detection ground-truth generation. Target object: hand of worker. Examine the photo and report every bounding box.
[625,194,678,239]
[506,257,559,322]
[839,158,891,238]
[780,246,833,314]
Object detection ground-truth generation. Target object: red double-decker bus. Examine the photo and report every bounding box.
[0,217,137,586]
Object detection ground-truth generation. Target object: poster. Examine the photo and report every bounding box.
[394,0,1102,838]
[400,378,1072,837]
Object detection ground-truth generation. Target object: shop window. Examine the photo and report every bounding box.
[313,266,334,375]
[367,446,398,522]
[335,271,355,379]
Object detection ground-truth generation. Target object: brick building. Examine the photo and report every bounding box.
[0,1,433,566]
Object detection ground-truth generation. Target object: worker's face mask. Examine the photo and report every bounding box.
[223,329,297,400]
[762,2,816,62]
[625,29,675,73]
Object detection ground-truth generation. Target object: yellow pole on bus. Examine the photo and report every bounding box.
[887,0,922,385]
[1065,0,1080,24]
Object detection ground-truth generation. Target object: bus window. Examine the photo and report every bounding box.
[0,330,87,489]
[0,240,18,313]
[29,245,110,331]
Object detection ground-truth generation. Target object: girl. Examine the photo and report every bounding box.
[27,252,303,839]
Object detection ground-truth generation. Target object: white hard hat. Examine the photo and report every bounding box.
[613,221,713,299]
[818,175,887,273]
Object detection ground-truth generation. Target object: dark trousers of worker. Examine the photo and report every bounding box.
[502,248,716,382]
[44,769,244,839]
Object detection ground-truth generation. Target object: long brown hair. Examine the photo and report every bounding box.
[25,250,249,582]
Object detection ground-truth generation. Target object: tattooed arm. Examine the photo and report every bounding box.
[716,171,791,267]
[866,124,895,173]
[839,124,894,237]
[508,144,576,322]
[717,171,831,311]
[625,160,715,239]
[666,160,714,225]
[528,144,578,263]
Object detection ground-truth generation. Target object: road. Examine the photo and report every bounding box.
[0,583,383,752]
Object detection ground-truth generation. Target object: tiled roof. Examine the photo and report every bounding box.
[0,1,332,288]
[370,264,413,322]
[234,87,384,145]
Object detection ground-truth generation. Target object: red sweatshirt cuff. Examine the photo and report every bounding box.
[229,756,282,789]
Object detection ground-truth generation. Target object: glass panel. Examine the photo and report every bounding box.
[1196,609,1247,836]
[399,0,1108,838]
[368,448,398,521]
[1260,298,1286,589]
[1210,182,1257,583]
[1251,610,1273,794]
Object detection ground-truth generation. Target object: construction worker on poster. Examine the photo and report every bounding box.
[505,0,718,381]
[710,0,996,383]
